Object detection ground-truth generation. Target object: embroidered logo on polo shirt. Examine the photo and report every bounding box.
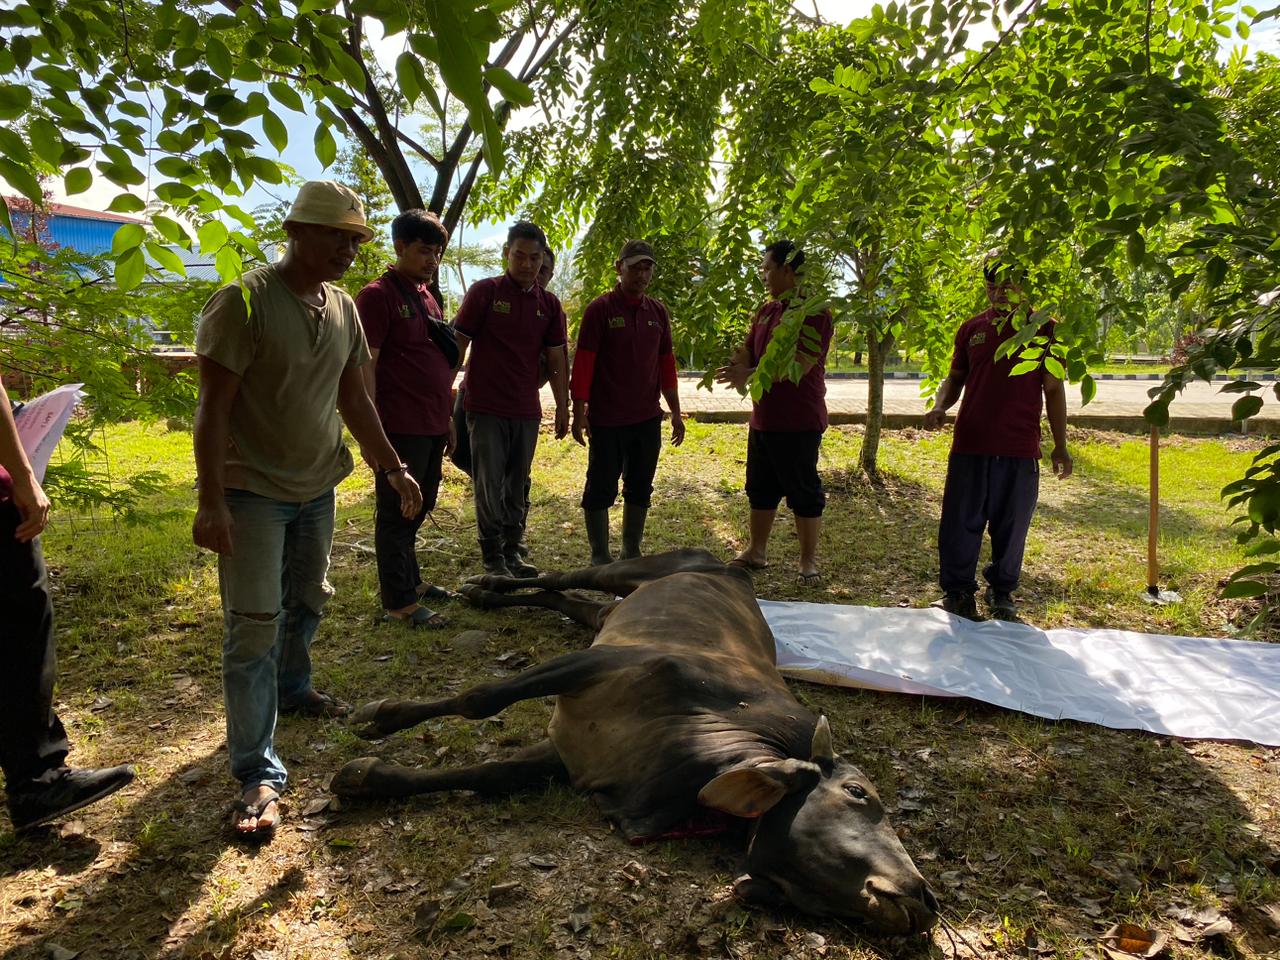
[493,300,512,314]
[969,331,987,347]
[399,304,413,318]
[609,316,626,328]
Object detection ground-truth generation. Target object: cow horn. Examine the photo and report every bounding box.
[810,715,834,768]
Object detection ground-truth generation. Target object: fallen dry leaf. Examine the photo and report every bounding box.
[1099,923,1168,958]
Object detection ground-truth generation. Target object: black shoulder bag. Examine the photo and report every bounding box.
[383,269,460,369]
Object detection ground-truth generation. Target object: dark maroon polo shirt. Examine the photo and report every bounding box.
[950,307,1052,460]
[746,300,834,433]
[454,273,566,420]
[355,270,454,436]
[574,289,674,428]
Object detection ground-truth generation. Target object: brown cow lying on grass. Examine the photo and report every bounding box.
[333,549,939,936]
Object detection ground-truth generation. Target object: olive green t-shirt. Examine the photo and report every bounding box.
[196,265,371,502]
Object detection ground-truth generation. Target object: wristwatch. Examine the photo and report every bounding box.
[380,463,409,476]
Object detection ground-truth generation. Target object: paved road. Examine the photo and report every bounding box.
[545,375,1279,434]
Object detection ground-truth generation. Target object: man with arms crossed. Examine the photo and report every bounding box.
[923,256,1072,621]
[452,222,569,578]
[193,181,421,841]
[571,239,684,564]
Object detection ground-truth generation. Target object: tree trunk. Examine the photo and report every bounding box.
[859,325,896,477]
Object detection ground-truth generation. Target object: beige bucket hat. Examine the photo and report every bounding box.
[284,180,374,243]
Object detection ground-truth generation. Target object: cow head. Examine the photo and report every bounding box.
[698,717,938,936]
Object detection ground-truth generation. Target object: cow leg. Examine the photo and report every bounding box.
[466,548,725,597]
[333,739,567,800]
[458,584,618,630]
[353,645,636,737]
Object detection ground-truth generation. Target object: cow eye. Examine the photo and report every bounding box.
[844,783,869,801]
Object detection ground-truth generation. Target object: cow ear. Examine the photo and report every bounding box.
[698,760,821,818]
[809,715,834,770]
[733,873,787,908]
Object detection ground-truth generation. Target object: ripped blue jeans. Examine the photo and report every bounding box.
[218,488,336,791]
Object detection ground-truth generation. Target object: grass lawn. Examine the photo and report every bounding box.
[1,421,1277,960]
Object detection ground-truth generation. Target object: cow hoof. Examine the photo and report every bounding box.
[462,573,520,593]
[459,583,504,608]
[332,757,382,798]
[352,698,398,738]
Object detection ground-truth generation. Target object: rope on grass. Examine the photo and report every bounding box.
[330,507,472,563]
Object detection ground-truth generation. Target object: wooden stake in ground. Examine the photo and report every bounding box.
[1144,425,1181,605]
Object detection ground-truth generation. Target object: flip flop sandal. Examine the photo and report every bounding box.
[416,584,457,603]
[229,788,280,844]
[796,572,824,587]
[382,606,450,629]
[726,557,769,571]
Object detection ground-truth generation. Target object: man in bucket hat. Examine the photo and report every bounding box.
[570,239,683,564]
[193,180,422,842]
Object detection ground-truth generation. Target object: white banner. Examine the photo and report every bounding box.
[762,600,1280,746]
[14,383,85,483]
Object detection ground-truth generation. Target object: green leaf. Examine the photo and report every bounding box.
[484,66,533,106]
[0,157,42,203]
[32,64,79,91]
[314,124,337,168]
[1081,374,1097,406]
[106,193,147,214]
[206,36,233,79]
[1205,255,1228,289]
[1221,578,1269,599]
[198,219,230,253]
[1232,395,1264,421]
[1080,236,1115,268]
[27,116,63,167]
[1143,400,1170,428]
[0,83,32,120]
[268,80,306,113]
[151,214,189,246]
[261,110,289,153]
[111,222,147,255]
[64,167,93,195]
[1126,231,1145,266]
[145,240,188,277]
[114,245,146,291]
[396,51,421,105]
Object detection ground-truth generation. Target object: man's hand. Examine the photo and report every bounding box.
[922,407,948,430]
[572,410,589,447]
[193,501,234,555]
[1051,446,1073,479]
[670,412,685,447]
[714,345,752,393]
[446,419,457,457]
[554,405,569,440]
[11,475,50,543]
[387,470,423,518]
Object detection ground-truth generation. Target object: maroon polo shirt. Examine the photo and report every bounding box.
[572,289,674,428]
[454,273,566,420]
[746,300,834,433]
[950,307,1052,460]
[355,269,454,436]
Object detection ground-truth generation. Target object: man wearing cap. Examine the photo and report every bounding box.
[715,240,833,585]
[193,180,422,842]
[355,209,457,630]
[923,257,1072,621]
[570,239,684,564]
[452,221,569,578]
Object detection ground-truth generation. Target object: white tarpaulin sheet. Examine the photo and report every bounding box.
[760,600,1280,746]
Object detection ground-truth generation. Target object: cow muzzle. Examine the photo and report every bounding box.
[861,876,940,935]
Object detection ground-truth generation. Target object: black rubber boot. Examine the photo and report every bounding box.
[619,504,648,560]
[479,539,511,577]
[584,509,612,566]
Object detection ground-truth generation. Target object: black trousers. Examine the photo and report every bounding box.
[745,429,825,517]
[938,453,1040,595]
[374,433,447,610]
[0,500,70,794]
[449,389,472,477]
[581,417,662,511]
[467,414,539,550]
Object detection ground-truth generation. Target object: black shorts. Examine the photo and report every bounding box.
[745,428,825,517]
[581,416,662,511]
